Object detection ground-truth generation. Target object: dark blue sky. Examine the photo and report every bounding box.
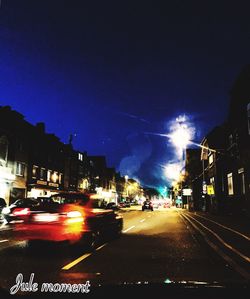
[0,0,250,188]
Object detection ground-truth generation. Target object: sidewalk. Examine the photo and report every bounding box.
[186,210,250,238]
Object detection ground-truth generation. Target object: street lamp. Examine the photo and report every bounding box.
[124,175,129,199]
[168,122,192,161]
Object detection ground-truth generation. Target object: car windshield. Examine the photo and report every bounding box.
[13,199,39,207]
[48,194,90,205]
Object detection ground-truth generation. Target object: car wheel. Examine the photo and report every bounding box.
[88,230,100,250]
[26,240,42,251]
[112,224,123,239]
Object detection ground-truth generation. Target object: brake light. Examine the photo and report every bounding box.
[66,211,84,224]
[33,213,59,222]
[13,208,30,216]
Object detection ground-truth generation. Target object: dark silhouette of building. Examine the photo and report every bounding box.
[184,65,250,217]
[184,148,202,211]
[0,106,32,204]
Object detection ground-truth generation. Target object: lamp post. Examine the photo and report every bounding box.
[168,121,192,209]
[124,175,129,199]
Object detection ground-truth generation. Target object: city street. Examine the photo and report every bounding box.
[0,207,249,297]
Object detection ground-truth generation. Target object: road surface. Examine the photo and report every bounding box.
[0,207,249,297]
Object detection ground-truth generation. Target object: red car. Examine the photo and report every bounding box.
[13,193,123,248]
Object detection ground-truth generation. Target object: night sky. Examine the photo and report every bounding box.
[0,0,250,189]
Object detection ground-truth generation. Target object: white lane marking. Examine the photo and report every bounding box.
[122,225,135,233]
[193,213,250,241]
[183,213,250,263]
[62,242,109,270]
[62,253,92,270]
[96,243,107,251]
[140,219,145,223]
[180,213,250,281]
[0,239,8,243]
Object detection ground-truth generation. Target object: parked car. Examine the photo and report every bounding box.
[0,198,7,221]
[1,198,41,223]
[13,192,123,249]
[118,201,130,208]
[105,202,119,211]
[124,201,131,207]
[142,200,154,211]
[152,200,160,209]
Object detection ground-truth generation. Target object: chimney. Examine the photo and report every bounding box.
[36,122,45,134]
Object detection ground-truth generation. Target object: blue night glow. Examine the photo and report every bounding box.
[0,0,250,189]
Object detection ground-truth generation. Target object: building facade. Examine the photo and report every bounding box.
[184,65,250,217]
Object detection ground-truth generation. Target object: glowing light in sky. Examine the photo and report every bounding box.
[168,114,196,160]
[169,124,190,148]
[164,163,182,181]
[162,114,196,184]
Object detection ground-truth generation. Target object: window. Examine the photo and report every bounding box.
[16,162,25,176]
[78,153,83,161]
[51,171,58,183]
[208,153,214,166]
[17,141,24,152]
[227,173,234,195]
[247,103,250,135]
[59,173,62,184]
[238,168,245,195]
[40,168,46,180]
[32,165,38,179]
[210,177,215,187]
[229,134,233,146]
[221,174,224,192]
[0,135,8,166]
[47,170,52,181]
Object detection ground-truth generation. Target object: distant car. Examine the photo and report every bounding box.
[152,200,160,209]
[105,202,119,211]
[118,201,130,208]
[118,202,126,208]
[164,202,171,208]
[1,198,41,223]
[124,201,131,207]
[142,200,153,211]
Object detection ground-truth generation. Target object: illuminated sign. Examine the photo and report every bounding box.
[182,188,192,196]
[48,182,59,188]
[36,180,47,185]
[207,185,214,195]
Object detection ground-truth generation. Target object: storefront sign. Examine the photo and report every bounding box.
[48,182,59,188]
[182,188,192,196]
[36,180,47,186]
[207,184,214,195]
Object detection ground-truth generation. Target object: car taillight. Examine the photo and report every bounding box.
[33,213,59,222]
[65,211,84,224]
[13,208,31,216]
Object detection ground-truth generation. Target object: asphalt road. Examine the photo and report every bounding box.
[0,207,248,297]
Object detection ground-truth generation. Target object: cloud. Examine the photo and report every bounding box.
[119,133,152,177]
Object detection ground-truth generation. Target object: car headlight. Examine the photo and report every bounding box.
[2,207,10,214]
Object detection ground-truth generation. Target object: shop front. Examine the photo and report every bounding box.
[0,166,15,205]
[27,180,61,199]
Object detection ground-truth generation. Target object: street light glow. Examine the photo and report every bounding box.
[164,163,182,181]
[169,124,191,149]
